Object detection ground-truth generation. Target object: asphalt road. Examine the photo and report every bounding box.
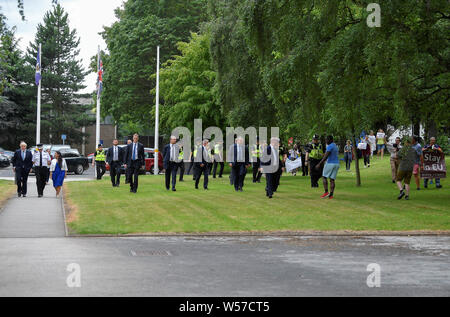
[0,235,448,297]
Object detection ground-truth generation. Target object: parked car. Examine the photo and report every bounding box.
[0,154,10,168]
[60,149,89,175]
[0,147,13,160]
[51,144,71,152]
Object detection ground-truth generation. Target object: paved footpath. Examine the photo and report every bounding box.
[0,181,449,296]
[0,182,65,238]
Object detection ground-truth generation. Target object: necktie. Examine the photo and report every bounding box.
[39,151,42,166]
[132,144,136,160]
[171,145,175,161]
[114,147,118,161]
[22,151,25,161]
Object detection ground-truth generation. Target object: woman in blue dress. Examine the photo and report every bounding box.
[50,151,68,197]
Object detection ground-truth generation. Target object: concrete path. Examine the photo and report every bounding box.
[0,182,65,238]
[0,236,448,297]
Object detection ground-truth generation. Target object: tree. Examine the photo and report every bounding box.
[100,0,208,129]
[158,32,223,134]
[25,4,92,145]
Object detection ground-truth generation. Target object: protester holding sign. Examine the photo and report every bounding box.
[376,129,387,159]
[421,137,445,189]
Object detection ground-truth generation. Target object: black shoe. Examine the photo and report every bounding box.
[38,195,43,198]
[116,184,120,188]
[195,186,199,190]
[392,180,395,183]
[436,185,443,189]
[417,188,421,191]
[18,193,22,197]
[22,195,26,198]
[130,188,133,193]
[398,190,405,200]
[166,187,170,191]
[405,195,409,200]
[239,188,243,192]
[269,195,273,199]
[172,188,176,192]
[204,188,208,190]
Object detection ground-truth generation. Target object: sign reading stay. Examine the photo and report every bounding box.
[421,151,446,179]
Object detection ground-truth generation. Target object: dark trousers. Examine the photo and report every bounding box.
[178,162,185,181]
[232,164,246,190]
[96,161,106,180]
[129,161,141,192]
[344,152,352,170]
[165,162,178,190]
[125,167,131,184]
[110,161,121,186]
[194,164,209,189]
[15,168,30,195]
[273,167,282,192]
[35,166,48,196]
[363,154,370,166]
[265,172,274,197]
[252,162,262,182]
[301,154,308,176]
[309,159,322,187]
[213,161,224,178]
[187,161,194,176]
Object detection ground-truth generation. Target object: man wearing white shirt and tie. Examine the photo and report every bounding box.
[163,136,179,191]
[11,142,33,198]
[107,139,124,187]
[32,143,52,198]
[124,134,145,193]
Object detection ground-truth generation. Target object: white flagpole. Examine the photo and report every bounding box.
[36,43,41,145]
[95,45,101,180]
[154,46,160,175]
[96,45,101,148]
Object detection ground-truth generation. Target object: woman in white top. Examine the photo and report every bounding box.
[50,151,68,197]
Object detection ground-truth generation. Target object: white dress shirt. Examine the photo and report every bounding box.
[32,150,51,167]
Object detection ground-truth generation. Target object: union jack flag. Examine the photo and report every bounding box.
[97,59,103,96]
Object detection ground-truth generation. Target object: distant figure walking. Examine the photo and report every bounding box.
[50,151,67,197]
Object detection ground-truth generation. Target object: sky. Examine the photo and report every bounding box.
[1,0,124,93]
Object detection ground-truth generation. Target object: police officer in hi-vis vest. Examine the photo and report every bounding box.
[93,144,106,180]
[305,135,324,188]
[178,145,185,182]
[212,141,224,179]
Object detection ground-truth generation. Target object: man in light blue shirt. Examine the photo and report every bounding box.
[316,135,340,199]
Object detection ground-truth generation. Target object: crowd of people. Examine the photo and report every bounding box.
[10,131,446,201]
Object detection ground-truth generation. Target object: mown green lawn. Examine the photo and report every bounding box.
[0,180,14,207]
[65,157,449,234]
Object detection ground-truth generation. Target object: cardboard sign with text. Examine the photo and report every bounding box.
[421,151,446,179]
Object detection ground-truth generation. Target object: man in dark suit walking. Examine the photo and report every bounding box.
[11,142,33,198]
[260,137,280,199]
[124,134,145,193]
[106,139,125,187]
[228,137,250,192]
[163,136,179,191]
[194,139,210,190]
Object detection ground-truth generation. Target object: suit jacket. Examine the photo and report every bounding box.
[106,145,125,164]
[228,144,249,166]
[124,142,145,166]
[11,150,33,171]
[163,144,179,170]
[194,146,209,166]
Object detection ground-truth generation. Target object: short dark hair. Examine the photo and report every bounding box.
[327,135,334,142]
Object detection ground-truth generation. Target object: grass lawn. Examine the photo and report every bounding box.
[65,157,450,234]
[0,180,15,208]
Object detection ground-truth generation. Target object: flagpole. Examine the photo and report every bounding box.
[95,45,101,180]
[96,45,101,148]
[36,43,41,145]
[154,45,160,175]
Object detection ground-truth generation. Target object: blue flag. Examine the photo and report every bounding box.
[35,48,41,85]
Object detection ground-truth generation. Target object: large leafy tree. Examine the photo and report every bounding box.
[25,4,92,145]
[158,32,223,134]
[208,0,276,131]
[100,0,208,129]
